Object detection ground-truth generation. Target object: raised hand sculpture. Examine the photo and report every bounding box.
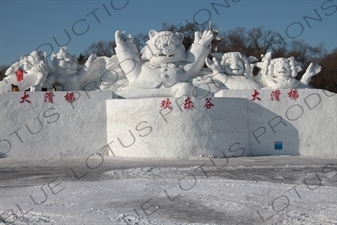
[44,47,106,91]
[256,52,321,89]
[1,51,50,92]
[114,29,213,98]
[205,52,262,89]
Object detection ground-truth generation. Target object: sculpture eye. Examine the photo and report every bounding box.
[167,39,174,46]
[155,35,175,50]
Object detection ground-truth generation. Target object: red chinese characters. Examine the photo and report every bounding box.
[44,92,55,103]
[251,89,261,101]
[20,92,30,104]
[184,97,194,110]
[288,89,299,100]
[64,92,76,103]
[160,98,172,110]
[16,69,24,82]
[271,90,281,101]
[204,98,214,109]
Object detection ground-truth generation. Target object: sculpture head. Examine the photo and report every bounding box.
[2,50,50,93]
[19,55,35,71]
[221,52,256,76]
[17,51,48,73]
[269,57,302,78]
[140,30,187,64]
[51,46,78,75]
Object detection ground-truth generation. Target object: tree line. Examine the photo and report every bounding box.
[1,22,336,93]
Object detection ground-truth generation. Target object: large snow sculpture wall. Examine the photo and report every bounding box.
[0,92,114,158]
[0,89,336,158]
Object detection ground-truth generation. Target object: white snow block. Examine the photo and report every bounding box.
[106,97,250,158]
[1,89,335,159]
[215,89,337,157]
[0,91,114,158]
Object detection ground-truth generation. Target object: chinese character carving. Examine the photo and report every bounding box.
[271,90,281,101]
[44,92,55,103]
[251,89,261,101]
[184,97,194,110]
[204,98,214,109]
[288,89,299,100]
[160,98,172,110]
[20,92,31,104]
[64,92,76,103]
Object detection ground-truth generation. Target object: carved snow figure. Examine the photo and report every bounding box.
[204,52,263,89]
[44,47,96,91]
[1,51,50,93]
[114,29,213,98]
[52,46,79,75]
[44,46,122,92]
[256,52,321,89]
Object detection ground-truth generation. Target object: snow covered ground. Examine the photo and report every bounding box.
[0,156,336,225]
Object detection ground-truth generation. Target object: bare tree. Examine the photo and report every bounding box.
[310,48,337,93]
[0,65,9,81]
[133,33,149,52]
[77,53,88,65]
[84,40,116,57]
[247,27,285,56]
[220,27,248,54]
[217,27,286,58]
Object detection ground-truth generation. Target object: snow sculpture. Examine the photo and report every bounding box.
[44,47,107,91]
[1,34,323,95]
[1,51,50,93]
[204,52,263,89]
[114,30,213,98]
[0,46,128,93]
[51,46,79,76]
[256,52,321,89]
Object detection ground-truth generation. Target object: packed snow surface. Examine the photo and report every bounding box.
[0,156,336,225]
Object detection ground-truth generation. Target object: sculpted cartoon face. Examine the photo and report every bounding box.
[273,60,292,78]
[223,58,245,75]
[268,57,302,78]
[141,30,186,64]
[219,52,253,76]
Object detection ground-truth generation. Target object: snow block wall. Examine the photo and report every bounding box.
[0,91,114,158]
[0,89,336,158]
[215,89,336,157]
[106,89,336,158]
[106,97,251,158]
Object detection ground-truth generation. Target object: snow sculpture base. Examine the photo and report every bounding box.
[106,98,251,158]
[0,90,335,159]
[106,89,336,158]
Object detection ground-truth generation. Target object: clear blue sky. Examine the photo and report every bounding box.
[1,0,336,66]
